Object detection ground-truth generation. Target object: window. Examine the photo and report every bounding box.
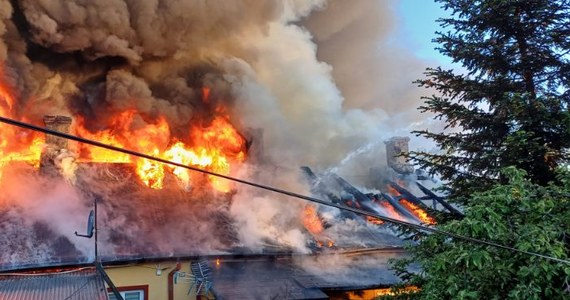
[107,285,148,300]
[108,290,144,300]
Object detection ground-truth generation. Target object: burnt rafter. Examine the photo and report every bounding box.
[300,166,341,203]
[415,182,464,217]
[387,181,432,211]
[379,192,421,222]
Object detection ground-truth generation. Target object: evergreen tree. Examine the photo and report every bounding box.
[411,0,570,204]
[389,1,570,298]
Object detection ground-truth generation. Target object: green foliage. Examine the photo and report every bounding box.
[391,0,570,298]
[409,0,570,204]
[388,168,570,299]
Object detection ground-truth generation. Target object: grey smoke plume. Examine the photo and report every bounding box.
[0,0,437,266]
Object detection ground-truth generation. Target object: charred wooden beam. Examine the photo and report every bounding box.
[300,166,341,203]
[331,174,372,206]
[379,192,421,222]
[387,180,431,210]
[300,167,360,221]
[331,174,403,223]
[416,182,464,217]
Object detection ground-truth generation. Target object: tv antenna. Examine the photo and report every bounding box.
[74,195,99,262]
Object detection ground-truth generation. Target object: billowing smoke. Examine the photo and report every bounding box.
[0,0,434,268]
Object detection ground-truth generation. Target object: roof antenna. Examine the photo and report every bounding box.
[74,195,100,263]
[75,210,94,238]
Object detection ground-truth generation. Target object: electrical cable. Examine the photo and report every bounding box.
[0,115,568,265]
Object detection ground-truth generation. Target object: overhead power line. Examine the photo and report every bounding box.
[0,115,568,265]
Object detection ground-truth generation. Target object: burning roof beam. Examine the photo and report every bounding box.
[387,181,432,211]
[330,173,419,223]
[378,192,421,222]
[331,174,373,205]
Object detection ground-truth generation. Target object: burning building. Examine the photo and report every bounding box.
[0,1,443,299]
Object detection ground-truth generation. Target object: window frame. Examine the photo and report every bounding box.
[107,284,149,300]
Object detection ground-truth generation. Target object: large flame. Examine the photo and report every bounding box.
[76,111,246,192]
[0,74,246,193]
[0,73,44,181]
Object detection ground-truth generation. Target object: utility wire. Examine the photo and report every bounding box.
[0,115,568,265]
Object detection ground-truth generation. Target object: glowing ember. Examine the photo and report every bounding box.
[366,216,384,225]
[202,87,211,103]
[314,238,335,249]
[387,185,401,196]
[375,286,420,296]
[399,199,436,225]
[342,286,420,299]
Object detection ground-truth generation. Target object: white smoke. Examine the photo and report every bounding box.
[0,165,93,265]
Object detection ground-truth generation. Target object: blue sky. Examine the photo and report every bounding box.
[395,0,452,66]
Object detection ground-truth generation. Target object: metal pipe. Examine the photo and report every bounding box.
[96,262,123,300]
[168,262,181,300]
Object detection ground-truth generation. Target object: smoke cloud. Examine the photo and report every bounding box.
[0,0,438,268]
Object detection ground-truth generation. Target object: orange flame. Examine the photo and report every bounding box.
[387,185,401,196]
[302,204,324,235]
[344,286,419,299]
[301,204,336,248]
[0,74,44,181]
[0,75,247,193]
[136,149,165,189]
[379,201,407,221]
[374,286,420,296]
[366,216,384,225]
[186,116,246,192]
[399,199,436,225]
[73,107,246,192]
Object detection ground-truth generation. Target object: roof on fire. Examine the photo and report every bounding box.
[0,162,421,272]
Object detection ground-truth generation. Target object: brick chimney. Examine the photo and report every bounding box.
[385,136,414,174]
[39,115,72,176]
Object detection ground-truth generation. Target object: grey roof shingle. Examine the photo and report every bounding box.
[0,268,108,300]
